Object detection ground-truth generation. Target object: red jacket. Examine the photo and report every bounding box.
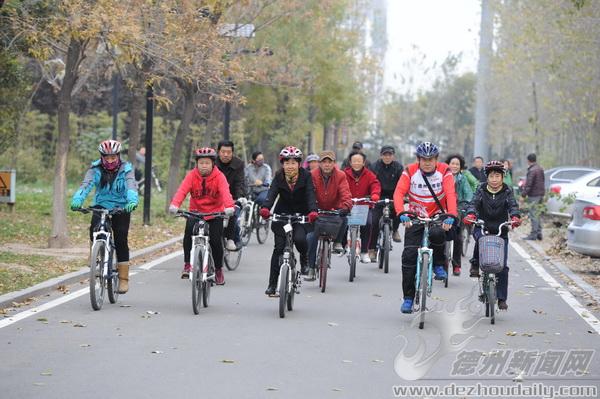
[344,167,381,207]
[170,167,234,214]
[393,162,457,217]
[311,167,352,211]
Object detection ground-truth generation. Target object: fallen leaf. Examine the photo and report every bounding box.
[588,330,595,334]
[221,359,235,364]
[73,323,87,328]
[327,322,339,327]
[36,318,48,322]
[266,387,279,391]
[372,293,382,297]
[146,310,160,315]
[80,344,91,348]
[524,284,536,288]
[521,333,533,337]
[497,341,507,346]
[332,388,343,391]
[151,350,163,354]
[372,359,384,363]
[506,331,518,336]
[342,360,353,363]
[59,320,71,324]
[33,382,45,386]
[40,371,52,376]
[119,304,131,308]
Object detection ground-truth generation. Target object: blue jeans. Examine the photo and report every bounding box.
[473,227,510,301]
[253,190,268,207]
[225,206,241,244]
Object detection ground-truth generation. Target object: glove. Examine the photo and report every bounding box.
[443,217,455,227]
[224,207,235,217]
[463,213,476,225]
[237,197,248,207]
[260,208,271,220]
[70,198,83,211]
[308,211,318,223]
[371,194,380,202]
[511,216,521,228]
[125,202,137,213]
[168,204,179,215]
[399,214,411,223]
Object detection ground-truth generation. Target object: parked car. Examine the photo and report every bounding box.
[547,170,600,217]
[516,166,596,197]
[567,195,600,257]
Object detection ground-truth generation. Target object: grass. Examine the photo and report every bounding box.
[0,182,184,296]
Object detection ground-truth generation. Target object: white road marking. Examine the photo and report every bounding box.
[0,251,183,329]
[510,241,600,334]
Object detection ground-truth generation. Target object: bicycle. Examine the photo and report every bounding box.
[176,210,226,314]
[223,211,243,271]
[346,198,372,282]
[473,219,513,325]
[137,165,162,194]
[374,198,394,274]
[75,207,123,311]
[313,210,345,293]
[399,211,454,329]
[239,186,271,246]
[270,213,309,318]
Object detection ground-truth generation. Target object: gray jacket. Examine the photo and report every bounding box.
[245,163,272,194]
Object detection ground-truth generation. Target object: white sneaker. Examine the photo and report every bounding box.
[360,253,371,263]
[333,243,344,253]
[226,239,237,251]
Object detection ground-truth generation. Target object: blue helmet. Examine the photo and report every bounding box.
[415,142,439,158]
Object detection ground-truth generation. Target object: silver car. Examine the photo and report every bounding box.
[567,195,600,257]
[546,169,600,217]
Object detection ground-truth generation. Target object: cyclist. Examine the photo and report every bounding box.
[344,151,381,263]
[305,150,352,281]
[245,151,272,207]
[341,141,372,170]
[70,139,138,294]
[305,153,320,171]
[216,140,246,251]
[393,142,457,314]
[371,145,404,244]
[169,148,235,285]
[445,154,474,276]
[463,160,521,310]
[259,146,318,296]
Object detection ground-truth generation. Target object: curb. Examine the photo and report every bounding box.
[0,235,183,309]
[520,238,600,304]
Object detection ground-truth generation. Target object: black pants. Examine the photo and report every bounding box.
[268,222,310,287]
[183,217,224,270]
[90,211,130,263]
[401,224,447,299]
[372,202,401,235]
[452,222,465,268]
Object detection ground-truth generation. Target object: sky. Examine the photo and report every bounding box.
[384,0,481,93]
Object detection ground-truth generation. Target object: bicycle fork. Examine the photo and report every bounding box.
[414,247,433,311]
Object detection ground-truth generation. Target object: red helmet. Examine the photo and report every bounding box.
[98,139,122,156]
[279,146,303,162]
[194,147,217,160]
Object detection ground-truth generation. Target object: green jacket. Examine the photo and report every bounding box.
[463,169,480,193]
[454,172,474,215]
[503,171,513,187]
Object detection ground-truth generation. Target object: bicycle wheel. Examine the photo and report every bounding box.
[279,263,289,318]
[192,247,203,314]
[287,267,296,311]
[419,253,429,329]
[107,247,119,304]
[383,223,391,274]
[257,218,270,244]
[319,239,328,293]
[239,206,252,246]
[223,244,243,271]
[89,241,106,311]
[462,226,471,257]
[203,253,215,308]
[488,276,496,324]
[349,228,357,282]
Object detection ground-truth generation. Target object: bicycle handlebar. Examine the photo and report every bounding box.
[176,210,227,220]
[271,213,309,224]
[473,219,515,237]
[318,209,347,216]
[398,211,456,224]
[74,207,123,216]
[351,197,375,204]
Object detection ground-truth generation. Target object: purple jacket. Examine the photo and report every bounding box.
[522,163,545,197]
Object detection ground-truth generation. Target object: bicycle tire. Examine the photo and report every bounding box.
[287,267,296,311]
[107,247,119,304]
[257,219,270,244]
[488,276,496,324]
[319,239,328,293]
[419,253,429,329]
[349,228,357,282]
[89,241,106,311]
[462,226,471,257]
[223,244,242,271]
[239,206,252,246]
[191,246,203,314]
[383,223,391,274]
[203,253,215,308]
[279,263,289,318]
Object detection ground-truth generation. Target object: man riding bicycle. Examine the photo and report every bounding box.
[305,150,352,281]
[371,145,404,244]
[70,139,139,294]
[245,151,272,207]
[393,142,457,314]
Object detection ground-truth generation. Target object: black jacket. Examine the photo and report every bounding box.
[263,168,317,215]
[522,163,545,197]
[216,156,246,200]
[467,184,520,238]
[469,166,487,183]
[371,159,403,198]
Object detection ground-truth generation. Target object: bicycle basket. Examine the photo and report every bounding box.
[477,235,505,274]
[347,205,369,226]
[315,215,344,238]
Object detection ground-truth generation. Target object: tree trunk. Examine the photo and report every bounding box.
[127,83,144,166]
[473,0,493,160]
[49,38,85,248]
[165,83,195,212]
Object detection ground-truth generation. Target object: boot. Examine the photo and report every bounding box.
[117,262,130,294]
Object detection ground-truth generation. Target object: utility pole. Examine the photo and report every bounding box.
[111,73,119,140]
[532,80,540,155]
[473,0,493,161]
[143,85,154,225]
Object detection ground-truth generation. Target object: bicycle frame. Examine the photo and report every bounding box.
[91,212,115,282]
[414,223,434,304]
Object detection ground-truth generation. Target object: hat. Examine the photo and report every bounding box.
[319,150,336,161]
[352,141,363,150]
[380,145,395,155]
[305,154,320,163]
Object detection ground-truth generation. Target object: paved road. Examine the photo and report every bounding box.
[1,231,599,398]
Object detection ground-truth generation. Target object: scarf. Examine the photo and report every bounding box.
[284,169,299,190]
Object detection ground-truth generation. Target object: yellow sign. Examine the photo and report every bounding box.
[0,170,16,203]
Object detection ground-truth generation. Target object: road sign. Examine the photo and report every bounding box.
[0,169,16,204]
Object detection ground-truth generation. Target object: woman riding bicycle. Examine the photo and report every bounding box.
[463,160,521,310]
[169,147,235,285]
[259,146,318,296]
[70,139,139,294]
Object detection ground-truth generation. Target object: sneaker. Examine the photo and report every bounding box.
[333,243,344,253]
[265,285,277,296]
[215,268,225,285]
[368,249,377,262]
[360,253,371,263]
[304,268,316,281]
[498,299,508,310]
[392,230,402,243]
[433,265,447,280]
[537,234,543,240]
[181,263,192,279]
[225,239,237,251]
[453,266,461,276]
[401,298,413,314]
[469,266,480,278]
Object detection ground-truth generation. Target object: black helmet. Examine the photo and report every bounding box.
[484,160,506,176]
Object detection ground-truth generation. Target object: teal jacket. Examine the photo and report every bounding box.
[463,169,481,193]
[454,172,474,214]
[72,160,138,210]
